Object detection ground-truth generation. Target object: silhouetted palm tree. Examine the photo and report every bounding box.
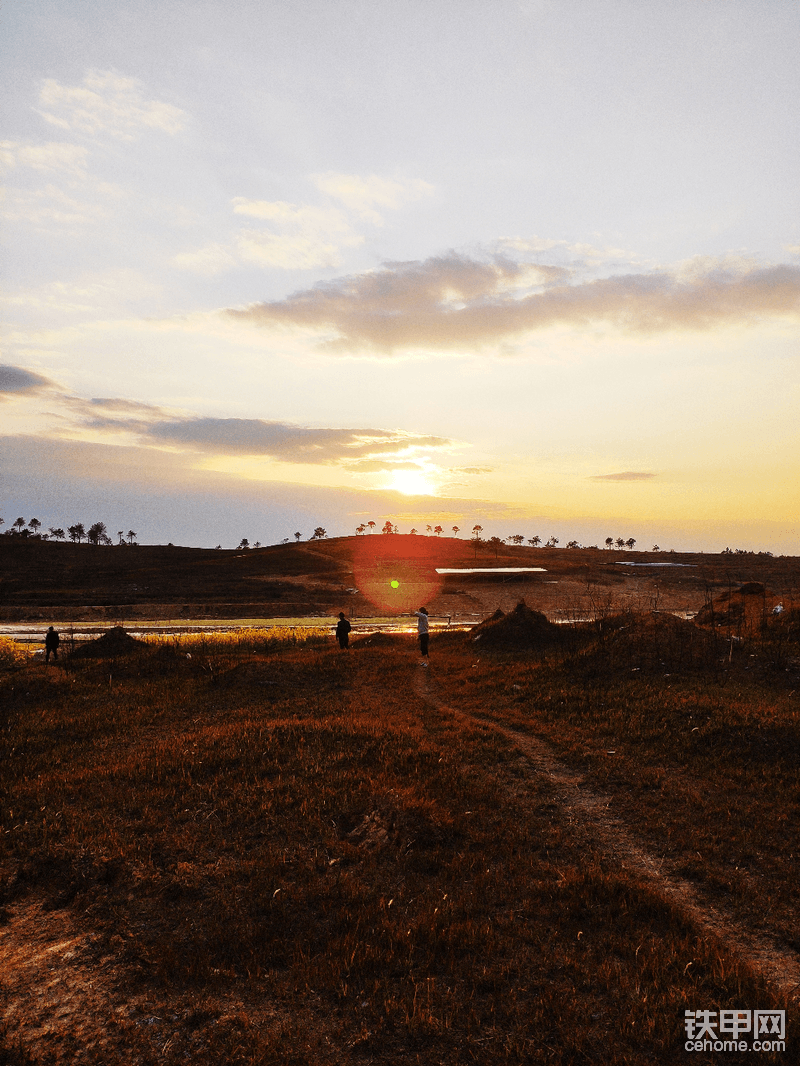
[127,530,137,545]
[367,521,376,534]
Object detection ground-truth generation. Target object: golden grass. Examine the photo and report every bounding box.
[1,626,796,1063]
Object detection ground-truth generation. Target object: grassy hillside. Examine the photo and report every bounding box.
[1,615,797,1063]
[2,536,798,624]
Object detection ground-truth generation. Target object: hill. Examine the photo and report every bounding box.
[0,535,797,623]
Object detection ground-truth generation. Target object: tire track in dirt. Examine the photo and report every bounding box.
[415,669,800,1001]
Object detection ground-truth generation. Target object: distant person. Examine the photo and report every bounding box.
[414,607,429,665]
[336,612,352,649]
[44,626,60,663]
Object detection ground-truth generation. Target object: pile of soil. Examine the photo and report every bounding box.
[694,582,783,632]
[468,601,560,650]
[69,626,147,658]
[580,611,717,674]
[350,632,412,649]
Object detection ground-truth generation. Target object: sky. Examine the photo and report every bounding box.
[2,0,799,553]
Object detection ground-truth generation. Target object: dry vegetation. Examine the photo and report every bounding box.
[2,591,799,1064]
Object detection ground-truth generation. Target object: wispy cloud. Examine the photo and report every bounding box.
[225,253,800,353]
[589,471,657,481]
[0,140,89,178]
[312,172,434,225]
[175,173,434,275]
[37,390,456,468]
[0,365,59,396]
[36,70,185,140]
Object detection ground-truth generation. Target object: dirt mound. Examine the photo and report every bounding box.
[70,626,147,658]
[581,611,717,674]
[350,632,412,649]
[468,601,559,650]
[694,582,783,631]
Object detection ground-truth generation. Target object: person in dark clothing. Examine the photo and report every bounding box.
[44,626,60,662]
[336,612,352,649]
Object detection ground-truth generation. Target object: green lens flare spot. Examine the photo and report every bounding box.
[390,580,400,589]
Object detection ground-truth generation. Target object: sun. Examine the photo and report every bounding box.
[388,468,437,496]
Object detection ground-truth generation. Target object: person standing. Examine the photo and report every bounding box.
[44,626,60,663]
[414,607,429,665]
[336,612,352,649]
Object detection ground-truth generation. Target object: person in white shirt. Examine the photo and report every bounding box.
[414,607,429,665]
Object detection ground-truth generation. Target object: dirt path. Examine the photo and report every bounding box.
[414,668,800,1001]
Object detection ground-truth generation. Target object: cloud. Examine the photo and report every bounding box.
[312,172,434,225]
[589,471,657,481]
[0,365,58,396]
[453,466,493,475]
[55,395,455,467]
[36,70,185,140]
[225,253,800,353]
[142,418,452,463]
[0,184,112,227]
[176,174,433,274]
[0,140,89,178]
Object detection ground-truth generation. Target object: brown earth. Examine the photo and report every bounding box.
[1,535,798,624]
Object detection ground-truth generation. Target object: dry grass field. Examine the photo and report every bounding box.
[1,539,799,1062]
[2,588,799,1063]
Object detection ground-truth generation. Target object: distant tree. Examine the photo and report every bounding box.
[566,540,580,549]
[237,538,250,549]
[49,527,65,541]
[508,534,525,545]
[472,525,483,539]
[487,535,505,558]
[426,525,433,534]
[625,538,636,550]
[69,523,85,544]
[605,537,614,549]
[13,517,25,534]
[215,544,221,550]
[367,521,376,534]
[545,536,559,548]
[127,530,137,545]
[87,522,108,546]
[28,518,41,536]
[253,541,261,549]
[652,544,660,552]
[615,537,625,550]
[282,538,289,544]
[382,521,394,534]
[452,526,460,537]
[117,530,126,545]
[527,535,541,547]
[294,531,302,542]
[409,528,417,535]
[355,524,366,535]
[311,527,327,540]
[433,525,443,536]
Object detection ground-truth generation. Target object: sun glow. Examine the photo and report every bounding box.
[388,469,437,496]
